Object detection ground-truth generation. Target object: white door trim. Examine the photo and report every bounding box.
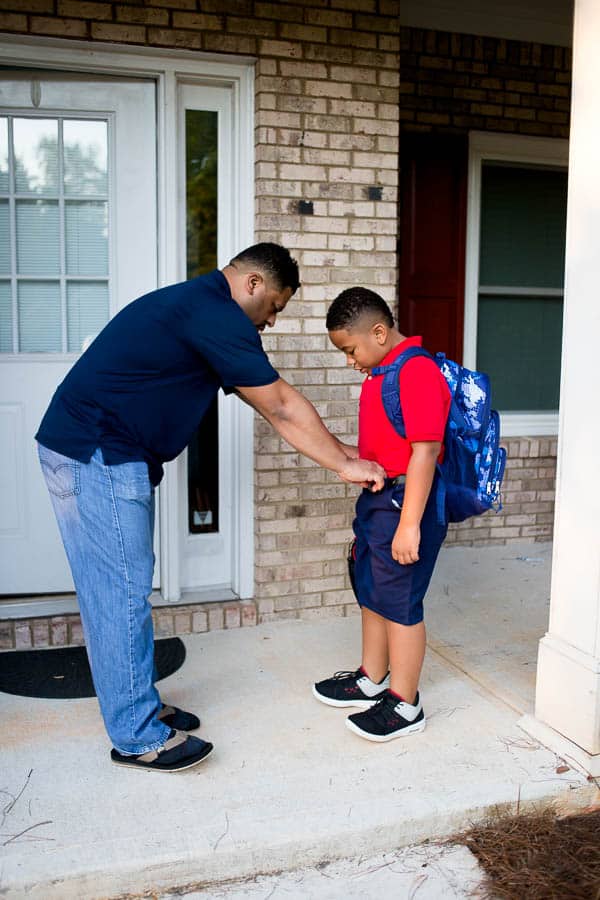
[465,131,569,436]
[0,36,256,607]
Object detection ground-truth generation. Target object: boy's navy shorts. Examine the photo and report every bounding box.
[352,476,447,626]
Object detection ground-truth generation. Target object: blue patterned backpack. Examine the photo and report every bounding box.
[372,347,506,524]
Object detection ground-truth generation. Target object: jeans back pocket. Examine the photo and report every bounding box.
[38,445,81,498]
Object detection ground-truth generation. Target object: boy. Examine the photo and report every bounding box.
[313,287,451,742]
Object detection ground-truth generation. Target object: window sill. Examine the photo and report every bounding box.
[500,412,558,437]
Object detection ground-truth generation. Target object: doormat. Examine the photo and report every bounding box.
[0,638,186,700]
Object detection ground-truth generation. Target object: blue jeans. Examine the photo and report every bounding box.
[38,444,171,755]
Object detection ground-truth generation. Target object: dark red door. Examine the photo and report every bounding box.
[398,134,468,362]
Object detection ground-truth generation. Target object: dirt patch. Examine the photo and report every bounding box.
[454,806,600,899]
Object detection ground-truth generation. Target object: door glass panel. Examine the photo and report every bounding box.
[185,109,219,534]
[1,113,110,353]
[18,280,61,352]
[0,117,8,192]
[14,118,58,194]
[63,119,108,197]
[0,200,9,273]
[65,201,108,275]
[477,163,567,412]
[0,282,11,351]
[67,281,108,352]
[16,199,60,274]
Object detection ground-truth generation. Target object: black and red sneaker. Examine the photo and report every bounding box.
[312,667,390,709]
[346,690,425,742]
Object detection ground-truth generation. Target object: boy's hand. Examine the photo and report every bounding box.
[392,522,420,565]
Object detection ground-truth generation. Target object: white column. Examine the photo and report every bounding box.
[531,0,600,764]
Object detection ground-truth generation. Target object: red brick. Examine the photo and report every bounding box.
[57,1,112,19]
[31,15,88,36]
[91,21,146,42]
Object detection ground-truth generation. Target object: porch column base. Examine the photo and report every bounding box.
[529,633,600,760]
[519,713,600,778]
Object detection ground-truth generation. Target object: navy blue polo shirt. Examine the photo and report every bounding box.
[36,270,279,485]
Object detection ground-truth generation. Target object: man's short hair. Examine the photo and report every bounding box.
[230,243,300,294]
[326,287,394,331]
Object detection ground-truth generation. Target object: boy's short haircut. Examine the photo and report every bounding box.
[230,242,300,295]
[326,287,394,332]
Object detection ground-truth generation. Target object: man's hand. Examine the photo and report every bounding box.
[338,458,385,492]
[338,441,360,460]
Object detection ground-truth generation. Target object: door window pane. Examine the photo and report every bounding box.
[0,200,9,274]
[1,114,110,353]
[185,109,219,534]
[65,201,108,275]
[0,282,12,351]
[63,120,108,197]
[18,281,61,352]
[0,117,8,192]
[67,281,108,352]
[16,200,60,275]
[477,164,567,412]
[13,118,58,194]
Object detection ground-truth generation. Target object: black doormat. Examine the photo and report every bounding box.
[0,638,186,700]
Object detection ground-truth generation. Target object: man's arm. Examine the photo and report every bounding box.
[236,378,384,490]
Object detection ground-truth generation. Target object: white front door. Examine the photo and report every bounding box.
[0,72,157,595]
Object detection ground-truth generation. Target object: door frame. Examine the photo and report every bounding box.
[0,35,256,610]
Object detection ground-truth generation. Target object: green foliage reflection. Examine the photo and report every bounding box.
[186,110,218,279]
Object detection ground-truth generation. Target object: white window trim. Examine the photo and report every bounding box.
[465,131,569,437]
[0,35,256,605]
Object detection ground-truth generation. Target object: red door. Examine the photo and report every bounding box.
[398,134,468,362]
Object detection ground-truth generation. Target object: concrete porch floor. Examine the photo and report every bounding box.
[0,541,596,899]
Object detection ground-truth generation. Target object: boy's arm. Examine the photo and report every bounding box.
[391,441,441,565]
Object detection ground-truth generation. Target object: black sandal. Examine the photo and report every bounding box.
[158,703,200,731]
[111,729,213,772]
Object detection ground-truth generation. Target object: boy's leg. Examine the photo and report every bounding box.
[312,605,390,707]
[346,616,427,741]
[386,619,426,704]
[361,606,389,683]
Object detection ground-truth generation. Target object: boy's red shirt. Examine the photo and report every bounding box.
[358,336,451,478]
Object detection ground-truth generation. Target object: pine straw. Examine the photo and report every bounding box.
[453,807,600,900]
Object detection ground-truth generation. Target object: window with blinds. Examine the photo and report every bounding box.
[476,163,568,412]
[0,115,109,353]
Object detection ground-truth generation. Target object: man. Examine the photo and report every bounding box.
[36,243,385,772]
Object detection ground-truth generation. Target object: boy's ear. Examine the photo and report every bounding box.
[371,322,389,344]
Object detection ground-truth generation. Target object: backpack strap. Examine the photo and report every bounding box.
[371,346,433,438]
[372,346,447,525]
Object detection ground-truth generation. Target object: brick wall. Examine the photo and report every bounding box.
[0,601,258,651]
[446,437,557,547]
[400,26,571,138]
